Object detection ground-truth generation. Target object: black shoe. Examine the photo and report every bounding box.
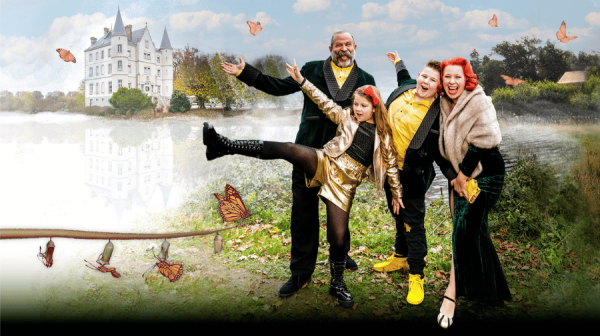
[278,274,312,298]
[203,122,264,161]
[329,259,354,308]
[345,255,358,270]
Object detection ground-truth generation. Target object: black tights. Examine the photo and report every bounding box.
[262,141,350,262]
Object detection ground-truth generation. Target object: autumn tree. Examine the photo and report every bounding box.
[173,45,216,109]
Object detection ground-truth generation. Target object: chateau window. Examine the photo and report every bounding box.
[157,56,160,63]
[95,66,99,76]
[145,85,150,92]
[89,67,93,77]
[128,82,131,89]
[157,86,160,94]
[128,49,131,57]
[118,182,122,191]
[157,69,160,77]
[117,61,122,71]
[145,40,149,48]
[89,54,92,62]
[128,65,131,74]
[96,52,98,60]
[117,44,122,53]
[118,79,122,88]
[101,50,104,59]
[101,65,104,75]
[101,82,104,93]
[108,64,112,74]
[108,81,112,93]
[96,83,98,94]
[108,49,111,57]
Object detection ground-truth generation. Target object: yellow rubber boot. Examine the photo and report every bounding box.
[407,273,425,305]
[373,254,409,272]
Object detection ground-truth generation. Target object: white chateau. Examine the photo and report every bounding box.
[84,8,173,107]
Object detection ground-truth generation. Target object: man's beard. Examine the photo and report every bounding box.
[332,49,355,67]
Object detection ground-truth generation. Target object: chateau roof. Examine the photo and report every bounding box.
[159,28,173,50]
[113,8,126,36]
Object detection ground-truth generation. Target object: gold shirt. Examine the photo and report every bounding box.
[388,89,433,169]
[330,61,354,88]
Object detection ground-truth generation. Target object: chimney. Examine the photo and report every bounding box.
[90,37,97,45]
[125,25,132,41]
[104,28,109,37]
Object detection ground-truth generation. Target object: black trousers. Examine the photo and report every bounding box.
[290,166,351,277]
[383,168,434,276]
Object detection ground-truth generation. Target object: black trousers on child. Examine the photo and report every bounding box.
[383,168,434,276]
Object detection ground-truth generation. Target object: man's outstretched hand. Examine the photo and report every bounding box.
[221,56,245,76]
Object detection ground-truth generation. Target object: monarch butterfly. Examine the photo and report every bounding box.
[143,247,184,282]
[56,48,76,63]
[556,21,577,43]
[213,184,251,223]
[85,256,121,278]
[38,241,54,268]
[501,75,526,87]
[247,21,262,36]
[488,14,498,27]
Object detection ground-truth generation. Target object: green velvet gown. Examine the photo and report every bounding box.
[452,145,512,303]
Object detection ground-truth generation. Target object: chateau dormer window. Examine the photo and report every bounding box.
[145,40,149,48]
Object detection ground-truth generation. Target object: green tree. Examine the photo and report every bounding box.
[470,49,483,79]
[492,36,541,81]
[537,40,570,82]
[480,58,505,95]
[109,87,153,115]
[170,89,191,112]
[209,53,242,110]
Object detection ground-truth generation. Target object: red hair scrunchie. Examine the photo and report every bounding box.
[362,86,379,107]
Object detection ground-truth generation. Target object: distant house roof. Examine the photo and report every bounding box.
[558,70,590,85]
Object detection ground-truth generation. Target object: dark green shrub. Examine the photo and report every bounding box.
[170,90,191,113]
[109,88,153,115]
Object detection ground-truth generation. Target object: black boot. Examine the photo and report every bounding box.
[329,259,354,308]
[203,122,264,161]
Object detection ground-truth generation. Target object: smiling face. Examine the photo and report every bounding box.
[329,32,356,68]
[415,66,440,102]
[443,65,466,103]
[352,94,375,123]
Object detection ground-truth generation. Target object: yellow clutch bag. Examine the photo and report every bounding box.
[465,179,481,203]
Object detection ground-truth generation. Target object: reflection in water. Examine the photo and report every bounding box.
[84,127,174,225]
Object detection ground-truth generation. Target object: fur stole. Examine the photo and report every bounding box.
[438,85,501,178]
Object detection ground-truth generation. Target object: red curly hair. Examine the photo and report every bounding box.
[437,56,478,95]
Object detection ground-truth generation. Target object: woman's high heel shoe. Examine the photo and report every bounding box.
[437,295,455,329]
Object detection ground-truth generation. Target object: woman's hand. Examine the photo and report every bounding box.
[220,57,245,76]
[386,51,400,64]
[285,59,304,84]
[451,171,468,199]
[392,198,405,215]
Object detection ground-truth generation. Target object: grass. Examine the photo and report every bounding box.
[11,128,600,328]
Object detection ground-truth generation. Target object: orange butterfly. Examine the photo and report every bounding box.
[501,75,526,87]
[143,247,184,282]
[38,242,54,268]
[488,14,498,27]
[85,256,121,278]
[247,21,262,36]
[56,48,76,63]
[214,184,251,223]
[556,21,577,43]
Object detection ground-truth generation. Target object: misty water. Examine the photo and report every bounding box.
[0,110,584,319]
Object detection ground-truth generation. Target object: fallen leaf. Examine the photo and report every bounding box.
[262,304,270,312]
[369,296,376,300]
[356,276,363,283]
[352,303,359,310]
[272,301,283,308]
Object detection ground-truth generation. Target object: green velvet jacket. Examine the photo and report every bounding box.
[236,57,376,149]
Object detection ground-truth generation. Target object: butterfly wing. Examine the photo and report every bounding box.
[489,14,498,27]
[501,75,512,85]
[38,246,54,267]
[57,48,76,63]
[557,21,577,43]
[157,261,184,282]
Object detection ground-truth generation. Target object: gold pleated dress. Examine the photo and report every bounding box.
[305,150,367,213]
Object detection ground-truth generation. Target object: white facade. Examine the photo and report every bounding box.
[84,9,173,107]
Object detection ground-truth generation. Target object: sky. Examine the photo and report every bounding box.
[1,0,599,98]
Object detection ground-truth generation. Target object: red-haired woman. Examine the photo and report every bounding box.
[436,56,511,328]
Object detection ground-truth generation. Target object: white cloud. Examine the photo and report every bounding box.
[329,21,414,40]
[476,25,592,46]
[411,48,454,62]
[446,9,529,31]
[169,11,245,30]
[449,42,478,56]
[410,29,440,44]
[586,12,600,25]
[293,0,331,14]
[252,12,280,27]
[361,0,460,21]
